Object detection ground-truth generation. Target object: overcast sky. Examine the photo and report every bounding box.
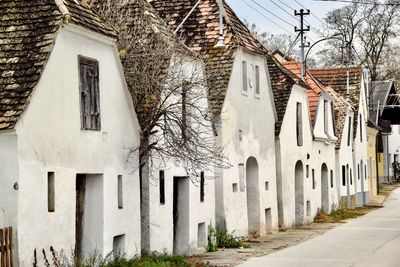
[227,0,348,45]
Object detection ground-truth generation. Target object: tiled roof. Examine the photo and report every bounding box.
[282,60,327,123]
[267,56,307,135]
[0,0,116,130]
[309,66,364,137]
[149,0,269,116]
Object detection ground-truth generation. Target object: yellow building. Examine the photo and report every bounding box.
[367,121,380,198]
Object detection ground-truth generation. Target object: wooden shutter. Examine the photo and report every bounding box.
[78,56,100,130]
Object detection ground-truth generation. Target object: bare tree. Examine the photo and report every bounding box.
[90,0,230,181]
[319,0,400,80]
[244,20,299,58]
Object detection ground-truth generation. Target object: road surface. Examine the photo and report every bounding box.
[238,187,400,267]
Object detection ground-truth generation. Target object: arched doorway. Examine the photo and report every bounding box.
[295,160,304,225]
[321,163,329,212]
[246,157,260,235]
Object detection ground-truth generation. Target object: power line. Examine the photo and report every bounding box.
[270,0,325,38]
[294,0,328,26]
[249,0,296,28]
[312,0,399,5]
[241,0,297,37]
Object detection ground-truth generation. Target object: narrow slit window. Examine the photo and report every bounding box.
[255,65,260,95]
[358,164,360,180]
[48,172,55,212]
[347,116,352,146]
[160,170,165,205]
[324,100,329,135]
[242,61,248,92]
[312,169,315,189]
[330,170,334,188]
[118,175,123,209]
[296,102,303,146]
[359,114,363,142]
[200,171,205,202]
[342,165,346,186]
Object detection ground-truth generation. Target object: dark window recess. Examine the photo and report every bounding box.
[159,170,165,205]
[296,102,303,146]
[342,165,346,186]
[306,165,309,178]
[347,116,352,146]
[330,170,334,188]
[324,100,329,135]
[200,172,205,202]
[312,169,315,189]
[79,56,100,130]
[365,165,367,180]
[242,61,248,92]
[359,114,363,142]
[350,170,353,185]
[255,65,260,95]
[48,172,55,212]
[358,164,360,180]
[118,175,123,209]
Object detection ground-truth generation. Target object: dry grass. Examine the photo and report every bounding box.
[314,207,376,223]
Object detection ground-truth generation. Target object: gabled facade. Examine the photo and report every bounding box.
[310,67,370,206]
[90,0,216,256]
[325,87,356,208]
[0,0,141,265]
[268,58,314,227]
[151,0,279,237]
[279,60,338,226]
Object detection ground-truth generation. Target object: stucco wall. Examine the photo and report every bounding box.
[353,87,369,206]
[337,111,357,205]
[141,57,216,256]
[276,85,313,228]
[215,48,278,236]
[388,125,400,178]
[367,127,379,197]
[14,26,141,265]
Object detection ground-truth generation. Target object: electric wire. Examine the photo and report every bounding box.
[241,0,297,37]
[249,0,296,28]
[312,0,399,5]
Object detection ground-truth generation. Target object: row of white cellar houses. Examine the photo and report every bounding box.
[0,0,390,265]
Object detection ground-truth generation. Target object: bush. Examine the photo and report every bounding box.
[207,225,249,251]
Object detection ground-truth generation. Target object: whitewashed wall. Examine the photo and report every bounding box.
[388,125,400,177]
[141,57,215,256]
[337,111,357,207]
[215,48,278,237]
[311,97,338,215]
[353,84,369,206]
[276,84,313,228]
[13,25,141,266]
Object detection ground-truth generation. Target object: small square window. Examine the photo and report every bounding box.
[232,183,238,192]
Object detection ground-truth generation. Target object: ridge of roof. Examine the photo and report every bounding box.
[149,0,269,116]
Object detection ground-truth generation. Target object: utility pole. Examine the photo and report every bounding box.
[295,9,310,80]
[344,41,351,99]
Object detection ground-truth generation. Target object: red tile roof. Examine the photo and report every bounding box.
[282,60,327,123]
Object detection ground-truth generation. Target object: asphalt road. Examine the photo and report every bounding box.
[238,187,400,267]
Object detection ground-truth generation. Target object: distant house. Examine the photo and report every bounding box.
[0,0,141,265]
[151,0,279,237]
[310,67,370,206]
[279,60,338,226]
[370,81,400,183]
[325,87,356,208]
